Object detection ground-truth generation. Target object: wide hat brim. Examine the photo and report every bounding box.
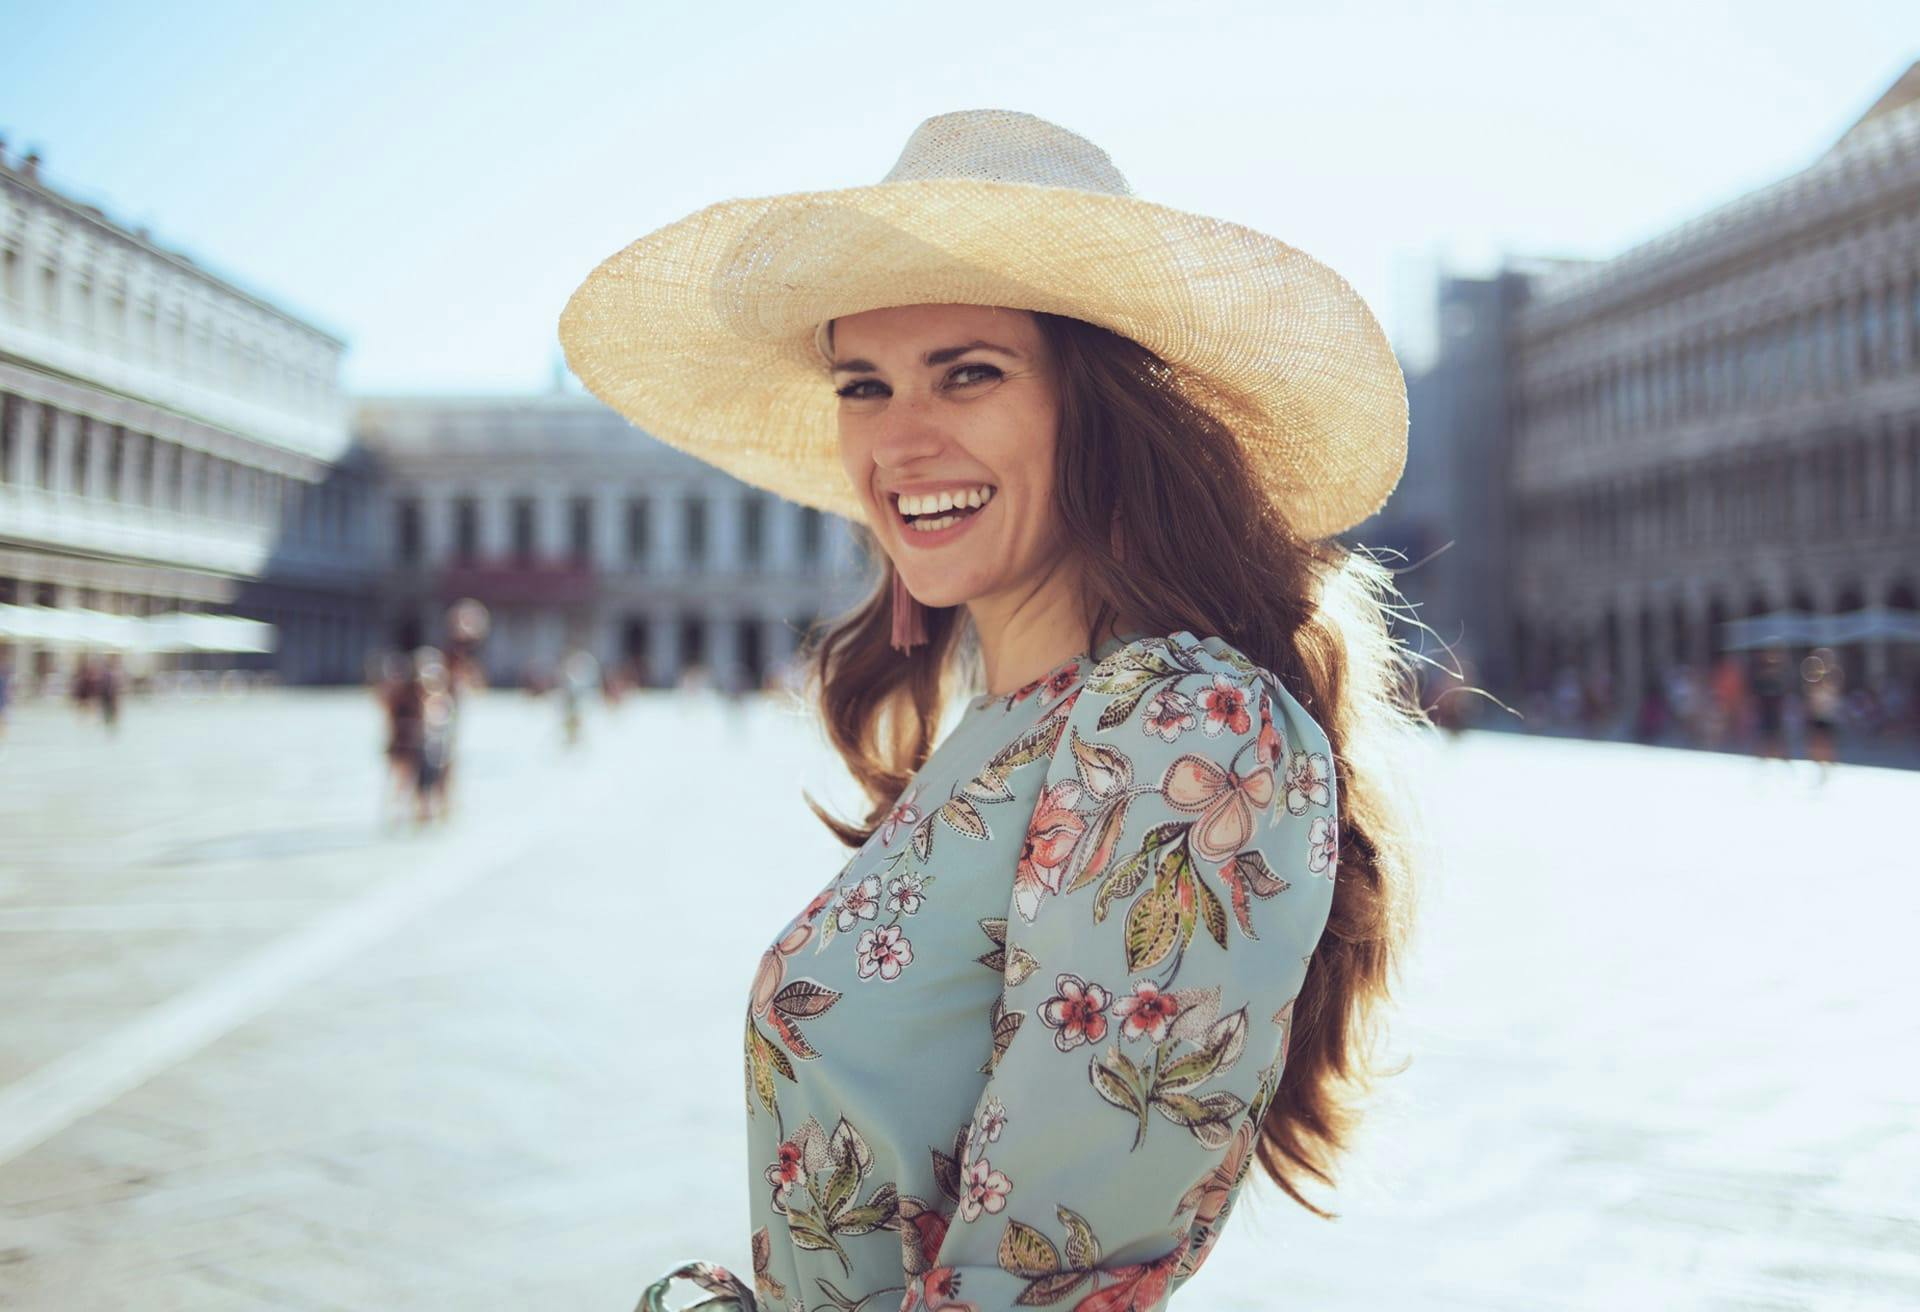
[558,176,1407,542]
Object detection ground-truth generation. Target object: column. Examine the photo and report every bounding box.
[771,500,801,578]
[117,430,140,506]
[594,485,624,573]
[152,440,176,514]
[656,485,685,572]
[1613,595,1638,725]
[538,484,569,562]
[766,615,799,685]
[422,487,454,566]
[710,607,740,691]
[3,397,37,488]
[483,486,513,559]
[648,613,676,690]
[713,489,742,574]
[85,416,111,503]
[187,445,210,518]
[50,407,78,497]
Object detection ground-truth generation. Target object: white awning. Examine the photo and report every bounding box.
[1718,608,1920,650]
[0,605,277,653]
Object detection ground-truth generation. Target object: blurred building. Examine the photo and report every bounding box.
[1506,63,1920,705]
[1387,61,1920,722]
[0,141,378,690]
[354,389,868,691]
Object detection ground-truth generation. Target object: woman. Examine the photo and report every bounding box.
[561,109,1431,1312]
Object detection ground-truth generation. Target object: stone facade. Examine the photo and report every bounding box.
[1505,69,1920,703]
[0,145,377,688]
[354,391,870,692]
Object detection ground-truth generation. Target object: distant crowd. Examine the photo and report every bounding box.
[1455,646,1920,766]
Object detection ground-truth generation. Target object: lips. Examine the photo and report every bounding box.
[893,490,993,548]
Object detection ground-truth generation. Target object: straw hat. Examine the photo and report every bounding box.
[557,108,1407,542]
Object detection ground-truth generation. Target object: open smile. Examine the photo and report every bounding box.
[892,485,996,548]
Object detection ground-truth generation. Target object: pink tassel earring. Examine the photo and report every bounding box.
[890,567,928,654]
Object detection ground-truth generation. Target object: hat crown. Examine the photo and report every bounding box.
[879,109,1134,197]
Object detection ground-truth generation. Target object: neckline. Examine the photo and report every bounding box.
[965,627,1158,712]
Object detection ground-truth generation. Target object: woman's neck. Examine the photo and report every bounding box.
[967,582,1146,698]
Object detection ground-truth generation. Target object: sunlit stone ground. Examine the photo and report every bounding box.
[0,689,1912,1310]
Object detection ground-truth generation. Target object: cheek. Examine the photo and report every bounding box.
[836,428,864,483]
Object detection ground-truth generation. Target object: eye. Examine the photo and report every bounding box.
[947,362,1001,387]
[829,359,998,399]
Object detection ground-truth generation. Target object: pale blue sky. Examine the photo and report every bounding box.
[5,1,1911,392]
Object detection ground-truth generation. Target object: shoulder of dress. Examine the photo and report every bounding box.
[1076,629,1330,752]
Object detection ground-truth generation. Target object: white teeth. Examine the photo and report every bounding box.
[895,484,995,517]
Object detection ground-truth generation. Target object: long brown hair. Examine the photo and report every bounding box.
[798,309,1436,1219]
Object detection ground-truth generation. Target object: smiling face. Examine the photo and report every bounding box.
[831,303,1067,612]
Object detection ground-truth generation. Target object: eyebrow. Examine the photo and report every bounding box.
[829,340,1022,375]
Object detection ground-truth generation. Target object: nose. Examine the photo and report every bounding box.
[870,394,949,475]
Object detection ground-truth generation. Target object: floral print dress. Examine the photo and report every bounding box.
[639,629,1339,1312]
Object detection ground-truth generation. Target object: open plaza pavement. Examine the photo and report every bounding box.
[0,686,1914,1310]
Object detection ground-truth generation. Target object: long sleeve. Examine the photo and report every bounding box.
[915,640,1340,1312]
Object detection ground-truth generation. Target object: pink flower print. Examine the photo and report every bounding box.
[879,785,923,847]
[904,1208,951,1278]
[1038,972,1111,1052]
[1308,814,1337,876]
[958,1155,1012,1222]
[855,924,914,980]
[1199,674,1252,737]
[1013,779,1087,923]
[764,1138,804,1202]
[1042,661,1081,700]
[903,1265,978,1312]
[919,1265,977,1312]
[1285,748,1332,815]
[1255,691,1285,768]
[885,872,926,916]
[1113,980,1182,1043]
[834,873,882,931]
[1142,687,1198,741]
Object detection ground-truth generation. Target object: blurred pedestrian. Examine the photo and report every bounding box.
[380,651,425,822]
[1802,647,1844,781]
[558,646,599,748]
[1665,663,1699,746]
[1706,653,1746,751]
[1631,680,1669,745]
[99,654,122,731]
[1750,649,1790,761]
[0,650,12,740]
[414,661,458,824]
[70,654,98,719]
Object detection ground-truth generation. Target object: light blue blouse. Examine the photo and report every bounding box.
[642,628,1339,1312]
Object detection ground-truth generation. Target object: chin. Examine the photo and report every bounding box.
[900,582,978,611]
[896,569,993,612]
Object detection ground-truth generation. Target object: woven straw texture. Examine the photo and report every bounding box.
[557,109,1408,541]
